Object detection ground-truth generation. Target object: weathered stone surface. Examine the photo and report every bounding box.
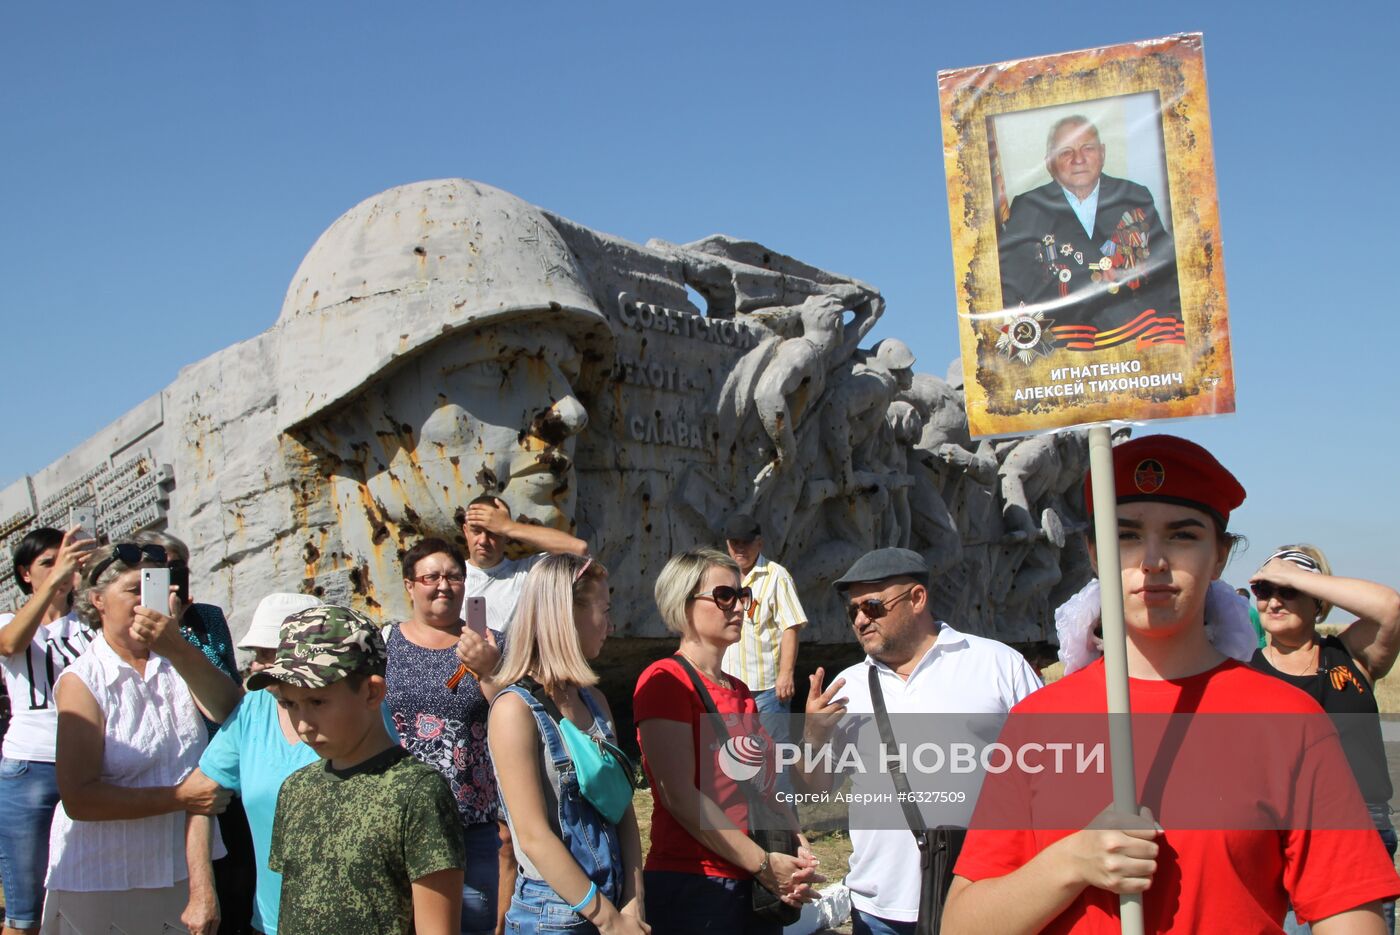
[0,179,1090,644]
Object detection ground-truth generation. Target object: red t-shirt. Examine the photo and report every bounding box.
[955,658,1399,932]
[633,656,758,879]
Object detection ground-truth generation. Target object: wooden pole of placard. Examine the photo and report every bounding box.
[1087,425,1144,935]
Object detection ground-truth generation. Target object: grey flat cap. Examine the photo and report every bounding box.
[722,514,762,541]
[832,548,928,591]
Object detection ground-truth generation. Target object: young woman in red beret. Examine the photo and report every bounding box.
[943,435,1399,934]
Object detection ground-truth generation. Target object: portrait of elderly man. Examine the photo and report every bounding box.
[996,114,1182,346]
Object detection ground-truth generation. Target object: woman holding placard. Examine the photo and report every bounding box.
[944,436,1399,934]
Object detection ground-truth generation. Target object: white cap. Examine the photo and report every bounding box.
[238,592,324,650]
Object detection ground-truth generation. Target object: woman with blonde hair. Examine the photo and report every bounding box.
[489,552,648,934]
[634,548,820,935]
[1249,543,1400,933]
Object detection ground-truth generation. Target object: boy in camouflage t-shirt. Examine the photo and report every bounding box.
[249,606,465,934]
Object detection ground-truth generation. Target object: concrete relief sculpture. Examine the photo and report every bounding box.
[0,179,1092,646]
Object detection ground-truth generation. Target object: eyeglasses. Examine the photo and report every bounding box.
[88,543,168,583]
[412,572,467,587]
[846,587,917,624]
[1251,581,1301,602]
[689,586,754,612]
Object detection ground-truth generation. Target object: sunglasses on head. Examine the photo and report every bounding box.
[88,543,168,583]
[846,586,917,624]
[689,585,753,611]
[1251,581,1301,602]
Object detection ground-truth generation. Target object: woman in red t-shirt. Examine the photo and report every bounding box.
[634,548,821,934]
[943,435,1399,935]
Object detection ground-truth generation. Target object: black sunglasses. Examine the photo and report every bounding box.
[689,585,754,612]
[88,543,168,583]
[1251,581,1301,602]
[846,587,916,624]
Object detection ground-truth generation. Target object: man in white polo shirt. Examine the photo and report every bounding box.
[460,494,588,632]
[799,548,1042,935]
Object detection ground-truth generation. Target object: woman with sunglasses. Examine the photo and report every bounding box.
[944,436,1399,934]
[488,553,649,934]
[1249,545,1400,933]
[634,548,821,935]
[385,537,508,935]
[43,543,242,933]
[0,528,97,935]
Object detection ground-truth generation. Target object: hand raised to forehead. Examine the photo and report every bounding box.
[464,498,512,534]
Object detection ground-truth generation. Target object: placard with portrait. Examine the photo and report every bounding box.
[938,34,1234,437]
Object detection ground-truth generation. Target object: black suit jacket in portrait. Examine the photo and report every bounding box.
[998,175,1182,347]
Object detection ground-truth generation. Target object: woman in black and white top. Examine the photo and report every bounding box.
[1249,544,1400,932]
[0,528,97,934]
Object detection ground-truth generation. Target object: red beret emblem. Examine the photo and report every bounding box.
[1134,459,1166,493]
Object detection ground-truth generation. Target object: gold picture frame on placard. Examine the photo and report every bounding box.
[939,33,1234,438]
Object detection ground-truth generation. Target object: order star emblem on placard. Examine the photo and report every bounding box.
[996,308,1057,365]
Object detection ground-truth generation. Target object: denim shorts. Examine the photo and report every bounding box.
[643,870,780,935]
[461,820,502,935]
[0,757,61,930]
[505,877,598,934]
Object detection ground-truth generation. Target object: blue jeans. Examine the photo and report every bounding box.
[501,685,624,934]
[750,688,793,795]
[462,821,502,935]
[852,907,918,935]
[0,758,60,930]
[643,871,780,935]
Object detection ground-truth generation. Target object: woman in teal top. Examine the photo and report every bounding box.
[179,593,397,934]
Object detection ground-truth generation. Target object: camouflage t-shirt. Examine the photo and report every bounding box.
[269,745,465,934]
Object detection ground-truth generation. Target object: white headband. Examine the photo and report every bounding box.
[1262,549,1321,575]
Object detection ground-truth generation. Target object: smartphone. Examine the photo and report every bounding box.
[140,567,171,612]
[169,562,190,605]
[68,504,96,541]
[465,596,488,638]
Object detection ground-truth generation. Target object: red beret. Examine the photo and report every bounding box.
[1083,434,1246,529]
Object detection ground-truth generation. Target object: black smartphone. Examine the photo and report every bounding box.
[170,562,191,606]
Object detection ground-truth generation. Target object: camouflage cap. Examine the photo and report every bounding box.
[245,605,386,691]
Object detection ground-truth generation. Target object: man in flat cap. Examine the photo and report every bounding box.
[719,514,807,754]
[799,548,1042,934]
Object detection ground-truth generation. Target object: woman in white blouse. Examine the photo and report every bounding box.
[43,544,241,934]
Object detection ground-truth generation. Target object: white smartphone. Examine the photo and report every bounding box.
[140,567,171,612]
[465,596,488,638]
[68,504,96,541]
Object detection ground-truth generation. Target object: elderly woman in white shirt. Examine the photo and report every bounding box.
[43,543,241,934]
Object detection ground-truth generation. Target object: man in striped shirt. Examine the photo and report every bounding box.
[719,514,807,740]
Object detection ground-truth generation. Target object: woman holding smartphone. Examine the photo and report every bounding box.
[45,543,241,933]
[0,528,96,935]
[385,537,508,935]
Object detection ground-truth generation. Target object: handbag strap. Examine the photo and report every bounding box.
[501,683,573,772]
[672,654,756,798]
[868,665,931,841]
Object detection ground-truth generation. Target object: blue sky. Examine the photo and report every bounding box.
[2,1,1396,598]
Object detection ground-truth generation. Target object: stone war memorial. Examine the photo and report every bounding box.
[0,179,1091,648]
